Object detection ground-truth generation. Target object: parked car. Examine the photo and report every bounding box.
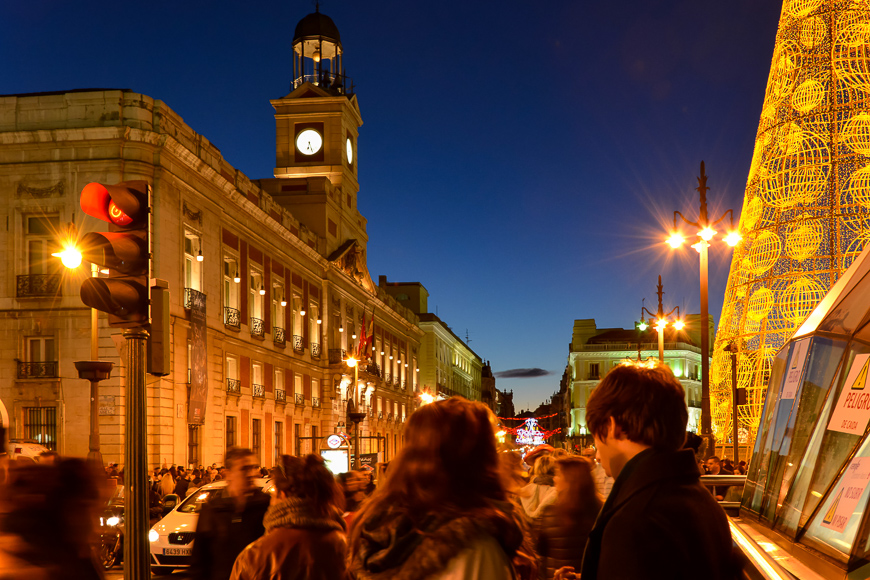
[6,439,49,462]
[148,478,272,575]
[98,484,179,570]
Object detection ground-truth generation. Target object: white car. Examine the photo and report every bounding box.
[149,479,272,575]
[6,439,49,462]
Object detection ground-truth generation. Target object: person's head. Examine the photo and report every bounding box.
[586,362,688,478]
[553,456,602,512]
[37,451,58,465]
[498,450,527,494]
[224,448,257,495]
[168,466,177,478]
[705,456,721,474]
[580,446,596,460]
[531,454,556,480]
[271,454,343,515]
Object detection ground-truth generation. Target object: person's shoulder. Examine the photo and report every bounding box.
[438,533,513,580]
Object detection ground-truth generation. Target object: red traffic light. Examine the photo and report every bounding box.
[80,181,147,227]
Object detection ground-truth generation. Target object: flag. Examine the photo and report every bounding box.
[357,313,368,360]
[365,312,375,360]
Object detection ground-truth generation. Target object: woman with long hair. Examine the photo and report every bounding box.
[230,454,347,580]
[535,456,602,580]
[348,397,536,580]
[520,454,558,520]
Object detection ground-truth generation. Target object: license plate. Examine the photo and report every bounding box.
[163,548,192,556]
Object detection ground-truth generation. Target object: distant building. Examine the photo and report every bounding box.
[566,317,711,447]
[379,277,484,402]
[481,361,497,413]
[497,389,515,418]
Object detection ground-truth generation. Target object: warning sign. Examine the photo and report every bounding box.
[821,457,870,533]
[781,338,810,400]
[827,354,870,436]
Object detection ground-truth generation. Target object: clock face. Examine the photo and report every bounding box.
[296,129,323,155]
[346,138,353,164]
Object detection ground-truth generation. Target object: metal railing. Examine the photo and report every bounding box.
[312,397,320,408]
[311,343,321,358]
[701,475,746,515]
[291,71,353,95]
[17,361,58,379]
[251,317,264,338]
[276,389,286,403]
[184,288,204,309]
[224,307,241,329]
[367,362,381,377]
[571,341,703,355]
[274,327,286,347]
[368,407,374,418]
[328,349,346,364]
[293,335,304,353]
[401,380,406,390]
[253,384,265,399]
[226,378,241,394]
[294,393,305,406]
[378,411,384,420]
[385,373,392,385]
[387,413,393,423]
[16,274,60,298]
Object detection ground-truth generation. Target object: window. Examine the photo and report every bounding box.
[250,271,265,320]
[183,230,203,291]
[223,257,240,309]
[294,423,302,455]
[311,425,318,447]
[23,407,56,450]
[272,283,285,330]
[275,421,284,463]
[294,374,303,395]
[188,425,200,465]
[187,341,192,384]
[26,336,55,363]
[309,302,320,347]
[226,355,239,380]
[311,378,320,400]
[252,418,261,462]
[253,363,263,386]
[589,363,600,380]
[25,215,60,276]
[401,403,406,421]
[275,368,284,393]
[292,294,303,338]
[226,415,237,448]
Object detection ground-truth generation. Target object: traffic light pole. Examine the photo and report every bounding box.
[124,328,150,580]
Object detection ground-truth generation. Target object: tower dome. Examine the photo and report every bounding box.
[291,9,350,95]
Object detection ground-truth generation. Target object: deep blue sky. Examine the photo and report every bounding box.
[2,1,782,411]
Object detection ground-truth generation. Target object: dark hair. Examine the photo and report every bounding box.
[586,363,688,452]
[708,456,721,464]
[555,456,602,513]
[271,454,343,516]
[224,447,255,470]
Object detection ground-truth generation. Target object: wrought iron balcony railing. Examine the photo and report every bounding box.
[226,378,241,394]
[366,362,381,377]
[184,288,205,309]
[294,393,305,406]
[16,274,60,298]
[253,384,265,399]
[328,349,346,364]
[385,373,392,385]
[311,343,321,358]
[387,413,393,423]
[224,307,241,329]
[17,361,58,379]
[378,411,384,420]
[250,317,264,338]
[274,327,286,347]
[276,389,286,403]
[312,397,320,408]
[401,379,407,390]
[293,335,304,353]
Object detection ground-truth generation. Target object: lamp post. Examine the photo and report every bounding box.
[638,276,683,363]
[667,161,741,456]
[345,357,366,470]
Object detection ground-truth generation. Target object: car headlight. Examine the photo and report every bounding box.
[149,529,159,543]
[106,516,120,527]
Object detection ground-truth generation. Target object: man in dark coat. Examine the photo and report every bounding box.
[577,363,738,580]
[190,448,271,580]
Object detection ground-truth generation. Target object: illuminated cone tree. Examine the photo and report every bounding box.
[714,0,870,449]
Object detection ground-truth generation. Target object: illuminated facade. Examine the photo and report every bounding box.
[714,1,870,446]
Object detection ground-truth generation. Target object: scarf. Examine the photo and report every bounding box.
[263,497,345,534]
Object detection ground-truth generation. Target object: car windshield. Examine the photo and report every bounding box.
[107,485,124,507]
[177,487,228,513]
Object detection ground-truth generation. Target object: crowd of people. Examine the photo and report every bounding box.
[0,361,744,579]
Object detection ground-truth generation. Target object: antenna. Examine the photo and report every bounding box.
[465,329,471,344]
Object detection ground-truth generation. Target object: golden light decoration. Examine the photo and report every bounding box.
[713,1,870,452]
[784,217,824,260]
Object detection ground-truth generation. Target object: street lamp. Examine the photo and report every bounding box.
[668,161,741,456]
[345,356,366,470]
[639,276,682,363]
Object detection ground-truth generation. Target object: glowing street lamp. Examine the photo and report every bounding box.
[639,276,681,363]
[52,245,83,269]
[668,161,739,455]
[344,355,365,470]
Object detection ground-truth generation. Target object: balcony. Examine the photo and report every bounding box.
[226,378,241,395]
[387,413,393,423]
[224,307,241,329]
[328,349,347,364]
[293,335,304,353]
[276,389,286,403]
[312,397,320,408]
[253,384,265,399]
[184,288,204,309]
[378,411,384,421]
[311,343,321,358]
[17,361,58,379]
[274,327,286,347]
[385,373,392,386]
[16,274,60,298]
[294,393,305,406]
[366,362,381,377]
[251,317,264,339]
[368,407,374,418]
[401,379,407,390]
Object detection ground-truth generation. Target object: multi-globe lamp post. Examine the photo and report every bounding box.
[344,356,366,470]
[637,276,684,363]
[666,162,741,456]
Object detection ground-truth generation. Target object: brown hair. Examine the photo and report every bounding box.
[555,456,602,513]
[586,363,688,452]
[271,454,343,515]
[224,447,254,470]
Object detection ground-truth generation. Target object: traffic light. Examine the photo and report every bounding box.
[79,180,151,328]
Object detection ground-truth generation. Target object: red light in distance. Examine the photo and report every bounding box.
[108,200,133,226]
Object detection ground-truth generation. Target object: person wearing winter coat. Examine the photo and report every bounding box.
[230,454,347,580]
[520,454,558,519]
[348,397,537,580]
[534,456,601,580]
[159,466,176,498]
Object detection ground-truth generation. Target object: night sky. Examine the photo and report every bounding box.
[2,1,783,411]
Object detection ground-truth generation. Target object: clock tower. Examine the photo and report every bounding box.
[259,8,366,261]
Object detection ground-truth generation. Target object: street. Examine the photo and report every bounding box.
[106,569,192,580]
